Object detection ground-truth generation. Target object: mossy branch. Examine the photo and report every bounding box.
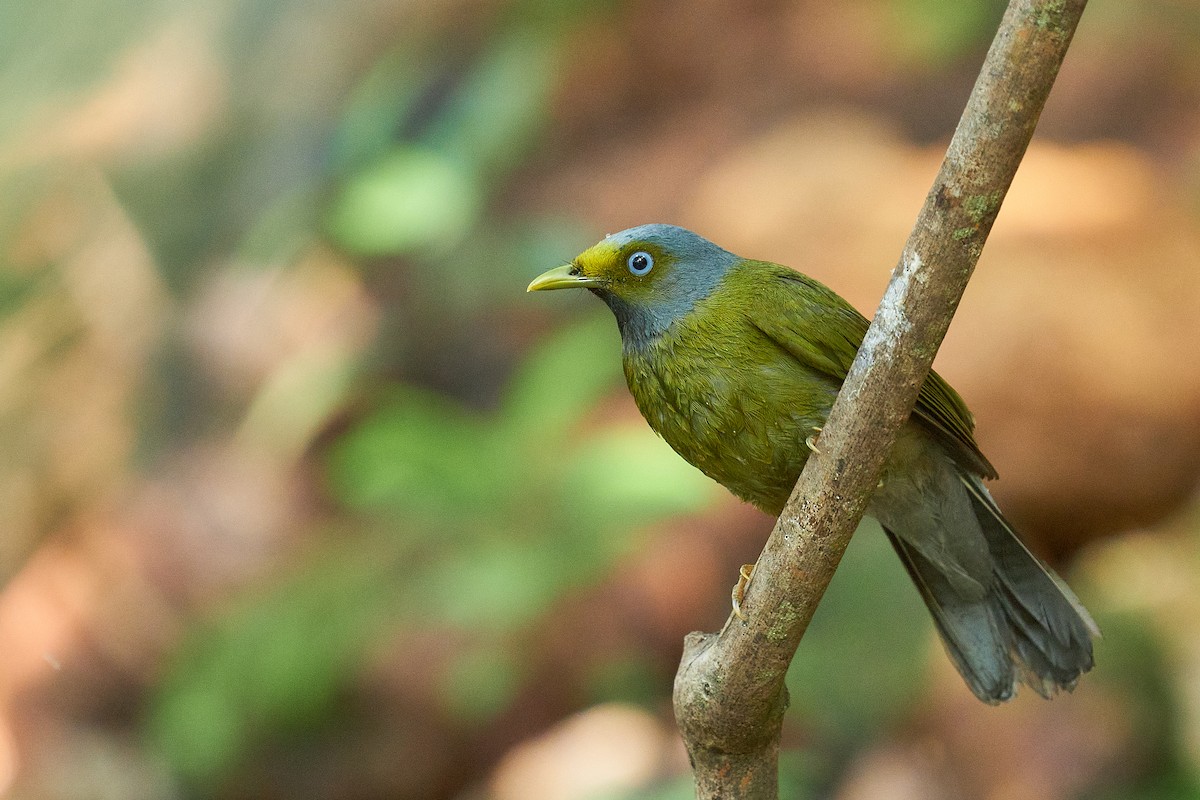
[672,1,1089,796]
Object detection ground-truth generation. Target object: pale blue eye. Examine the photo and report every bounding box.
[627,251,654,276]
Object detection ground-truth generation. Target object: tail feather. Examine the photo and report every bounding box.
[884,528,1016,703]
[884,478,1097,703]
[961,476,1097,695]
[960,476,1099,638]
[995,580,1080,696]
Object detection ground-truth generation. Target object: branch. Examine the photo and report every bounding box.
[672,1,1089,796]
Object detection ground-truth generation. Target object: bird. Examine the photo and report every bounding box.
[527,223,1097,704]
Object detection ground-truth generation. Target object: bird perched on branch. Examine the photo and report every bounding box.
[528,223,1096,704]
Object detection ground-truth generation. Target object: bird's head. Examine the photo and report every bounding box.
[527,224,738,347]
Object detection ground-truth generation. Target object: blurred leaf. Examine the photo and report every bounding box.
[585,653,664,708]
[420,537,567,629]
[415,217,594,313]
[1092,610,1177,743]
[326,3,597,261]
[328,46,434,172]
[326,145,481,257]
[562,427,715,525]
[0,264,46,317]
[440,642,522,724]
[786,519,928,739]
[240,348,360,461]
[148,542,402,787]
[235,187,324,264]
[778,748,826,800]
[1086,608,1191,799]
[304,303,716,778]
[887,0,1000,67]
[1094,771,1200,800]
[328,385,507,518]
[426,26,564,177]
[501,311,623,447]
[324,313,714,635]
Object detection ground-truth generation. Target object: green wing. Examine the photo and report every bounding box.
[746,264,998,479]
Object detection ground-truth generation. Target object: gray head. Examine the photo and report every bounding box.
[527,224,740,349]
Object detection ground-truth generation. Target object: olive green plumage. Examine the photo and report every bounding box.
[528,224,1096,704]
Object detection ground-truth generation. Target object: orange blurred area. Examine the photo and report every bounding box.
[1,1,1200,798]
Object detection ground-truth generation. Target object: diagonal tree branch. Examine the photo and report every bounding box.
[672,1,1089,797]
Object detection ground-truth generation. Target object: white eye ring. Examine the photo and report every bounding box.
[627,251,654,276]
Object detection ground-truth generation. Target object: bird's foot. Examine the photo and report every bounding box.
[805,426,823,454]
[731,563,756,620]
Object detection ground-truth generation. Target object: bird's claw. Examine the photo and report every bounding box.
[805,426,823,454]
[731,563,756,620]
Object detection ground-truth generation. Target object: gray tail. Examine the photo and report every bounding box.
[885,479,1098,703]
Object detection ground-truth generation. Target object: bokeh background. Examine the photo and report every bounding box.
[2,0,1200,798]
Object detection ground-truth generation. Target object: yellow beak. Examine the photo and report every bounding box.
[527,263,601,292]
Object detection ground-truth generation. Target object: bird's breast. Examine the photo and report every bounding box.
[621,318,837,515]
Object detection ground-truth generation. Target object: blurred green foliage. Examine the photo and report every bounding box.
[1089,611,1192,800]
[149,545,397,784]
[3,0,1200,797]
[132,3,649,789]
[148,314,715,787]
[887,0,1001,66]
[786,520,928,741]
[325,0,601,260]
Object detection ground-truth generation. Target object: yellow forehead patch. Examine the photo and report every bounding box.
[575,239,626,278]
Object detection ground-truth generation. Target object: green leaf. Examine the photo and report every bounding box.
[786,519,928,739]
[425,27,563,176]
[326,145,480,257]
[500,313,623,447]
[147,545,400,787]
[561,427,715,524]
[887,0,999,67]
[420,537,566,630]
[440,643,523,724]
[327,386,505,518]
